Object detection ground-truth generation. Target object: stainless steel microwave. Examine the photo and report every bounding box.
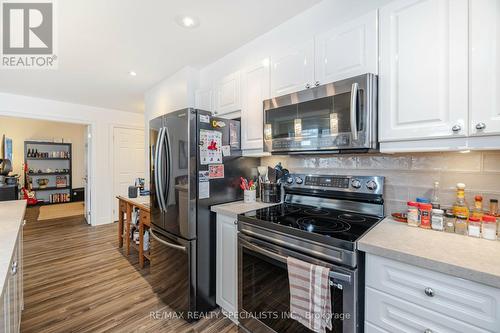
[263,74,378,154]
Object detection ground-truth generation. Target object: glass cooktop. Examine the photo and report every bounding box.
[241,203,382,243]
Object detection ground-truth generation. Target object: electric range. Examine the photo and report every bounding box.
[237,174,384,333]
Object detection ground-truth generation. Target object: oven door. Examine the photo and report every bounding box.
[263,73,377,153]
[238,235,358,333]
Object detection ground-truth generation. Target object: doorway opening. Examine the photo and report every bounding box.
[0,115,91,223]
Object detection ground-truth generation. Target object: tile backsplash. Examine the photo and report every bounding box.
[261,151,500,215]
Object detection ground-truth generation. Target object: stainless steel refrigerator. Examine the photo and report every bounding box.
[149,108,258,318]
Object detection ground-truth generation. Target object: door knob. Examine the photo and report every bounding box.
[476,122,486,130]
[305,83,311,89]
[451,124,461,132]
[424,287,434,297]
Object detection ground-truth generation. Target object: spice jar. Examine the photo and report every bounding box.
[431,209,444,231]
[482,215,497,240]
[419,203,432,229]
[455,215,468,235]
[407,201,419,227]
[443,211,455,233]
[468,217,481,238]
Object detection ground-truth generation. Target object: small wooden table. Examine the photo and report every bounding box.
[117,195,151,268]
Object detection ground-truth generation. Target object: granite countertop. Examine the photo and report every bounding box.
[359,217,500,289]
[211,200,279,218]
[0,200,26,294]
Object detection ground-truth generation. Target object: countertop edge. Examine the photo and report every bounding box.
[211,200,279,218]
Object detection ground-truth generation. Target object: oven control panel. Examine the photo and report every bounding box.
[285,174,384,195]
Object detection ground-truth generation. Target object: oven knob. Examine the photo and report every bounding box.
[351,179,361,189]
[286,177,294,184]
[295,177,303,185]
[366,180,378,191]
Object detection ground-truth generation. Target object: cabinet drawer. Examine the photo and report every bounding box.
[366,287,489,333]
[366,254,500,331]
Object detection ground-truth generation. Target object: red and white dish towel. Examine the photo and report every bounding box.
[287,256,333,333]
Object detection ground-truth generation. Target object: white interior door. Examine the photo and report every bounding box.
[113,127,145,220]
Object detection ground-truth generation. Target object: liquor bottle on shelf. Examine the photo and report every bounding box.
[431,181,440,209]
[452,183,469,218]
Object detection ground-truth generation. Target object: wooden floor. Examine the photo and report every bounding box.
[21,209,238,333]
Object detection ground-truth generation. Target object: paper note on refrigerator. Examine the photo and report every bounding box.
[198,171,210,199]
[199,129,222,165]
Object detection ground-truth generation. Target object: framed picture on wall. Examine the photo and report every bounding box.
[3,136,13,161]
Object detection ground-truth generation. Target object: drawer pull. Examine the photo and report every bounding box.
[424,329,433,333]
[424,287,435,297]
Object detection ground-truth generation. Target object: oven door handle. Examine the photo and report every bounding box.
[350,82,359,141]
[240,238,352,283]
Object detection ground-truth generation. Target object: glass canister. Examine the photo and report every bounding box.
[407,201,419,227]
[482,215,497,240]
[419,203,432,229]
[468,217,481,238]
[443,211,455,233]
[431,209,444,231]
[455,215,468,235]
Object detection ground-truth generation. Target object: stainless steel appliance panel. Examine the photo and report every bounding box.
[150,227,196,319]
[263,74,377,154]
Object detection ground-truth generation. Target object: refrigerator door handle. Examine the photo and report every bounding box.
[154,127,164,211]
[151,229,187,252]
[157,127,167,211]
[163,125,172,210]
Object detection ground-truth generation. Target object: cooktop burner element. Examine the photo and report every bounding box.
[296,216,351,233]
[304,208,329,216]
[338,213,367,223]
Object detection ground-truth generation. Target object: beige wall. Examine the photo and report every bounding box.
[262,151,500,215]
[0,116,86,188]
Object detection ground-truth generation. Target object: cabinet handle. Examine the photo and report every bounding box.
[451,125,461,132]
[11,261,18,275]
[305,83,311,89]
[424,329,433,333]
[23,219,26,226]
[476,122,486,130]
[233,220,238,225]
[424,287,434,297]
[315,81,320,86]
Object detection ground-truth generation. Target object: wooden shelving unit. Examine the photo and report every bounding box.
[24,141,72,205]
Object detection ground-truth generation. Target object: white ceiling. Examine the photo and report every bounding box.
[0,0,321,113]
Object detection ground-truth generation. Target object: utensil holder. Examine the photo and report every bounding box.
[244,190,256,203]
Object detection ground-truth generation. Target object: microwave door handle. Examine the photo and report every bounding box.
[350,82,359,141]
[241,238,352,283]
[154,128,165,211]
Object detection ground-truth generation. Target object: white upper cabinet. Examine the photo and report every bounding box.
[270,39,315,97]
[214,71,241,115]
[470,0,500,136]
[195,87,213,112]
[315,10,378,84]
[241,60,270,151]
[378,0,468,142]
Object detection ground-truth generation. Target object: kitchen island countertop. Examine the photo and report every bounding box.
[359,217,500,289]
[0,200,26,293]
[211,200,278,218]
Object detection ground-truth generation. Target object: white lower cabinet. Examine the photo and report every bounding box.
[216,213,238,322]
[1,228,23,333]
[365,254,500,333]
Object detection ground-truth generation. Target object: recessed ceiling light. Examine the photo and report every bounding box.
[175,15,200,28]
[129,71,137,76]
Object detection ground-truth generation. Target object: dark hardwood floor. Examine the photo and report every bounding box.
[21,208,238,333]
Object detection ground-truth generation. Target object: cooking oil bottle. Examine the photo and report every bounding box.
[471,195,484,219]
[452,183,469,218]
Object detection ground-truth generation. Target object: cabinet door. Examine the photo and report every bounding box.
[379,0,468,142]
[214,71,241,115]
[195,87,213,112]
[470,0,500,136]
[270,39,314,97]
[241,60,270,151]
[216,214,238,318]
[315,10,378,84]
